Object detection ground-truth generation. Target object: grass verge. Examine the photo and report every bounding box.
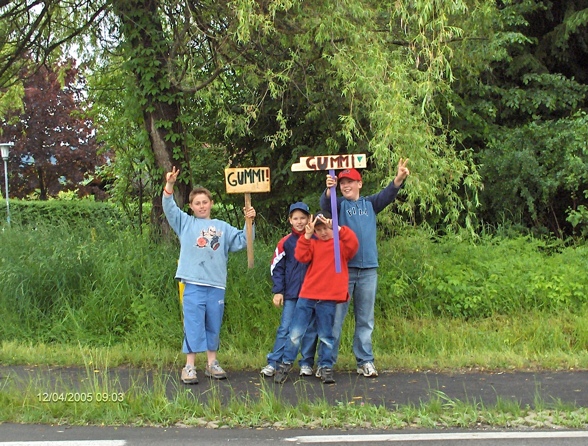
[1,368,588,429]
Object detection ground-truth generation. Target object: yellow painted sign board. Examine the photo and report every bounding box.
[224,166,270,269]
[224,167,271,193]
[290,154,367,172]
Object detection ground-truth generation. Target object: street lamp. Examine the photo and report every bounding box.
[0,142,14,225]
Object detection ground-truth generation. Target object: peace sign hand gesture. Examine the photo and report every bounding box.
[394,158,410,187]
[166,166,180,184]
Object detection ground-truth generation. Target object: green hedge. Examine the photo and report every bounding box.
[0,199,128,229]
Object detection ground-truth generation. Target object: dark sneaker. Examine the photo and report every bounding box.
[316,367,335,384]
[205,360,227,379]
[357,361,378,377]
[319,367,335,384]
[260,364,276,377]
[274,363,292,384]
[181,365,198,384]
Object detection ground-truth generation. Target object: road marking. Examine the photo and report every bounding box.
[1,442,126,446]
[285,431,588,442]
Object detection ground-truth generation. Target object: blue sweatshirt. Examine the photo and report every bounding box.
[320,181,401,268]
[163,194,253,289]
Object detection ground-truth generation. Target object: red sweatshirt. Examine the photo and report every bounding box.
[294,226,359,302]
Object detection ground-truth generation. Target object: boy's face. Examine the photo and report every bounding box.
[314,224,333,241]
[339,178,362,201]
[190,193,213,219]
[289,209,309,232]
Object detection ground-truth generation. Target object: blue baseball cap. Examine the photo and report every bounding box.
[289,202,310,215]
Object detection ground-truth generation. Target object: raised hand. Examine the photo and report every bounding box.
[315,213,332,229]
[304,214,316,237]
[166,166,180,184]
[395,158,410,186]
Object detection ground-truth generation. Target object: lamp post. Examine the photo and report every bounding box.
[0,142,13,225]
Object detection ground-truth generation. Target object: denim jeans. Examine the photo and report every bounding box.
[332,267,378,366]
[182,283,225,353]
[283,298,337,368]
[266,298,318,368]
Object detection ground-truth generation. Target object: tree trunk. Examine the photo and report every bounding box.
[112,0,192,237]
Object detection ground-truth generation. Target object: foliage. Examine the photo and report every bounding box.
[567,190,588,237]
[0,82,24,125]
[1,0,490,234]
[0,198,127,229]
[3,222,588,354]
[378,231,588,319]
[84,61,157,230]
[190,0,485,231]
[0,58,106,200]
[479,112,588,236]
[3,1,588,238]
[447,0,588,236]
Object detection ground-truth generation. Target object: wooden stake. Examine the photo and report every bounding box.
[245,192,254,268]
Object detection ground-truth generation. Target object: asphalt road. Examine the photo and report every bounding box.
[1,365,587,408]
[2,366,588,445]
[2,424,588,446]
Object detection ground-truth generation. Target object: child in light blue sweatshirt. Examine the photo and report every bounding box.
[163,166,256,384]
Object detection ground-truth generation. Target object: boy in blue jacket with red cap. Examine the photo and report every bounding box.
[320,158,409,378]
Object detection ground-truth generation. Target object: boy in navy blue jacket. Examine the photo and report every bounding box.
[261,202,318,377]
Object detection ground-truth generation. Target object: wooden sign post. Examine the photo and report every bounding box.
[291,154,366,273]
[225,166,271,268]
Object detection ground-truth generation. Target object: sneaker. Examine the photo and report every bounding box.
[357,361,378,377]
[299,365,313,376]
[274,363,292,384]
[205,360,227,379]
[181,365,198,384]
[260,364,276,377]
[319,367,335,384]
[315,366,324,378]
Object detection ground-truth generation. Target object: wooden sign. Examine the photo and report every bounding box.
[225,167,271,193]
[225,166,271,269]
[291,154,366,172]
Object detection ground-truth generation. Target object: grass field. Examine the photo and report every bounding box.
[2,222,588,427]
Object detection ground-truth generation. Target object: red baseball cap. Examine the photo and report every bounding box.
[338,168,362,181]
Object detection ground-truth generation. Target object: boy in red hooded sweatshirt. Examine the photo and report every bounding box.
[274,211,359,384]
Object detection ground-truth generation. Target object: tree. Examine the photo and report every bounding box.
[1,58,104,200]
[1,0,492,233]
[446,0,588,236]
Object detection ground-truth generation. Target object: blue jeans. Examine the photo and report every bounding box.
[332,267,378,366]
[266,298,318,368]
[283,298,337,368]
[182,283,225,353]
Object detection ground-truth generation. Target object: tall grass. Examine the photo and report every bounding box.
[2,222,588,370]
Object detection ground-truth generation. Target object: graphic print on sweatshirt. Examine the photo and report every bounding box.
[195,226,223,251]
[345,204,369,217]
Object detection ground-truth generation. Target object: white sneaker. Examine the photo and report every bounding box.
[299,365,313,376]
[260,364,276,377]
[357,361,378,377]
